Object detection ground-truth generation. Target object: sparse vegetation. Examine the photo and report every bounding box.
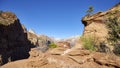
[81,35,96,51]
[48,43,57,48]
[105,13,120,55]
[106,17,120,45]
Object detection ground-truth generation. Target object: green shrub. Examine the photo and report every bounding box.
[81,36,96,51]
[48,43,57,48]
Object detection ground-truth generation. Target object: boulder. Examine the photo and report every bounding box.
[50,48,66,55]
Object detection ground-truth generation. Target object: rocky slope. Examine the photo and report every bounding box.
[1,47,120,68]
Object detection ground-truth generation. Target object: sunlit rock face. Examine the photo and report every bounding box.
[82,3,120,44]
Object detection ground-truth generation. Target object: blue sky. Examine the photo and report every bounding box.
[0,0,119,38]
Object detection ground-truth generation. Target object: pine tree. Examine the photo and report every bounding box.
[86,6,94,16]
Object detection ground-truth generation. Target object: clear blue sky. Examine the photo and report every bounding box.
[0,0,119,38]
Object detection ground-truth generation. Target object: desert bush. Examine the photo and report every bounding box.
[81,36,96,51]
[113,44,120,55]
[48,43,57,48]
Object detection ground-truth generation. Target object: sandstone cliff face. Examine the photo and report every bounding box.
[0,12,33,65]
[82,3,120,44]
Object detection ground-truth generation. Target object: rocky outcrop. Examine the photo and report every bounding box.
[37,35,53,48]
[0,11,34,65]
[82,3,120,44]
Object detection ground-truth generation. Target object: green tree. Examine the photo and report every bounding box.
[86,6,94,16]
